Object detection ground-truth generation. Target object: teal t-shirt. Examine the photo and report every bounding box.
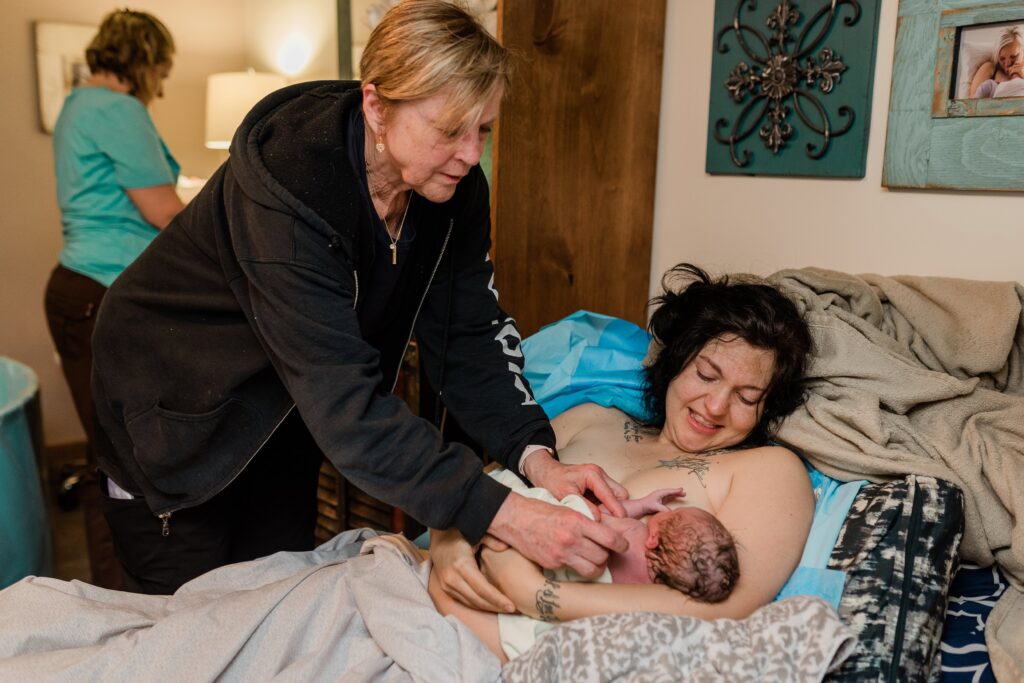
[53,87,180,287]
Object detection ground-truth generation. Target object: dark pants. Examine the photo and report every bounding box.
[43,264,123,590]
[100,410,323,594]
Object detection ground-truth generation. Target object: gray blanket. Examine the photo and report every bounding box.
[0,530,500,682]
[504,596,855,682]
[0,530,855,682]
[767,268,1024,683]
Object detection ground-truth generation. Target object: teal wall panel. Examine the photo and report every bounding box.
[926,117,1024,190]
[889,14,941,112]
[882,109,933,187]
[705,0,883,178]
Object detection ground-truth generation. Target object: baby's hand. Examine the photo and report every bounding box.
[623,487,685,517]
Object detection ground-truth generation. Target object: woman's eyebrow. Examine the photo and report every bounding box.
[700,356,767,392]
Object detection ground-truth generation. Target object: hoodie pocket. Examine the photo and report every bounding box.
[125,398,260,496]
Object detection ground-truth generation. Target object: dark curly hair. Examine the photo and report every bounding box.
[86,9,174,104]
[647,508,739,603]
[644,263,812,447]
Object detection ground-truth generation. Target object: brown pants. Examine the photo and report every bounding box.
[43,264,123,590]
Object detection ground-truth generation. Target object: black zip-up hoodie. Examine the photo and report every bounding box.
[91,81,554,543]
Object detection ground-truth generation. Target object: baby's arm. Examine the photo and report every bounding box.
[611,488,685,519]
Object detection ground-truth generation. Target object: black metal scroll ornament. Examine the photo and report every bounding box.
[713,0,860,168]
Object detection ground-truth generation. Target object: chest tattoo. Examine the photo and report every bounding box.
[657,456,713,487]
[623,420,643,443]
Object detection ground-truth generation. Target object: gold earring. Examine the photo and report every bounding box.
[375,131,385,154]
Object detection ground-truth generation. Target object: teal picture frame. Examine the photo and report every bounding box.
[706,0,883,178]
[883,0,1024,191]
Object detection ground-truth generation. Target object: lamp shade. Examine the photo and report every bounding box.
[205,70,287,150]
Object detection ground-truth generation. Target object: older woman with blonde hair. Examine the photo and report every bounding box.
[45,8,184,590]
[90,0,628,595]
[969,25,1024,98]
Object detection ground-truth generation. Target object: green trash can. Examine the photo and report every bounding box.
[0,357,52,588]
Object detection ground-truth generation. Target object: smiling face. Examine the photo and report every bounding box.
[998,40,1023,77]
[658,335,776,453]
[374,85,501,204]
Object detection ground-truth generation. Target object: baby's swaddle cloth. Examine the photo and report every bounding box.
[488,468,611,659]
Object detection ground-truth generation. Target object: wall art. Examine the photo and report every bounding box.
[706,0,882,178]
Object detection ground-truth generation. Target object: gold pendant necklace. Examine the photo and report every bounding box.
[381,194,410,265]
[365,154,410,266]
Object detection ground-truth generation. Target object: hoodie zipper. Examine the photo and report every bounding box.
[154,404,297,536]
[390,219,453,392]
[154,221,448,533]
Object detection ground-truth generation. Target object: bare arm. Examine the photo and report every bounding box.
[970,61,996,97]
[433,404,631,611]
[125,184,185,229]
[483,446,814,621]
[481,548,754,621]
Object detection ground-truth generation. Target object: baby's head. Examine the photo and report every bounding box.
[646,507,740,603]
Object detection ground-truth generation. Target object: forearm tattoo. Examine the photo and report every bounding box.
[535,577,561,622]
[657,456,712,487]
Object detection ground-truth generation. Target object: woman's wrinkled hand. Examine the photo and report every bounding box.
[523,451,629,519]
[428,527,514,613]
[487,493,626,579]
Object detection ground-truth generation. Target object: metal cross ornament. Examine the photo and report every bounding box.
[713,0,861,168]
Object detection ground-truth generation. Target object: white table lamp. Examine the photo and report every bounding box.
[205,70,287,150]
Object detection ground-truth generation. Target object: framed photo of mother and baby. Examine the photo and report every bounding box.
[883,0,1024,191]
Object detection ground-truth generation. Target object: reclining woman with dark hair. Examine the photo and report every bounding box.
[429,263,817,662]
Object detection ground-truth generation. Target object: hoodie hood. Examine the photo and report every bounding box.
[228,80,366,261]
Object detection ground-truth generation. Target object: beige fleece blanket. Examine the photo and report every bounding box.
[767,268,1024,683]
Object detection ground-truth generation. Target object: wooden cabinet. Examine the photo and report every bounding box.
[492,0,667,336]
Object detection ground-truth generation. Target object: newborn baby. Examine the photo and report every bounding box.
[487,468,740,660]
[604,489,739,603]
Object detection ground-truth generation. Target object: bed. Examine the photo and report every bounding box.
[764,268,1023,683]
[943,564,1008,682]
[0,267,1020,681]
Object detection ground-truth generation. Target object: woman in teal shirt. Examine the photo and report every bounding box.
[44,9,184,590]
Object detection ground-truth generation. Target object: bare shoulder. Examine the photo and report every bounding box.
[727,445,809,482]
[720,445,813,523]
[551,403,631,448]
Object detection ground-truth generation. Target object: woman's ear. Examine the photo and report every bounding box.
[361,83,387,136]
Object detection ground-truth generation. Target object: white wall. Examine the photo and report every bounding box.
[244,0,339,81]
[651,1,1024,293]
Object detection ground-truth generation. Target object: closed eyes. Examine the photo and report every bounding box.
[696,370,760,406]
